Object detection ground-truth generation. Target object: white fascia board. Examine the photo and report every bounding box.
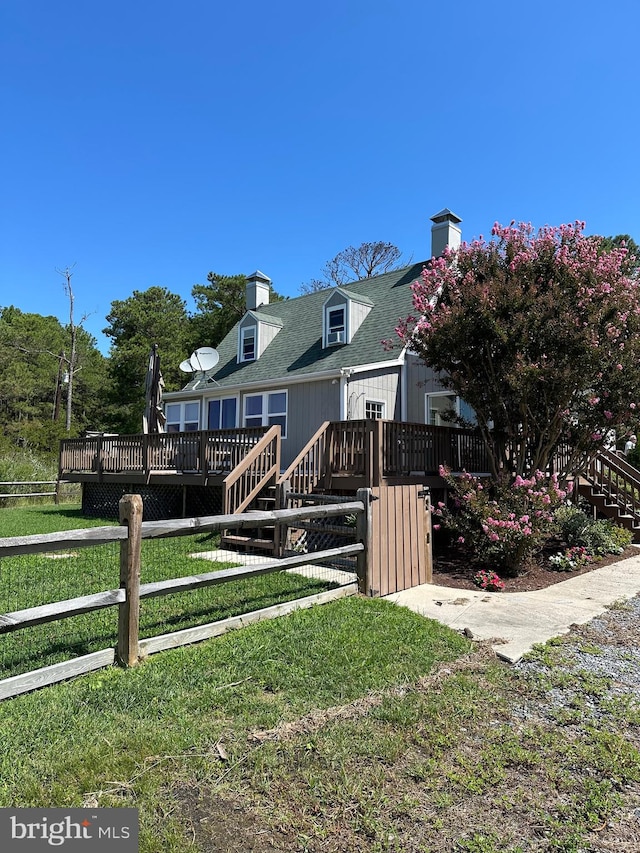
[164,355,407,402]
[344,353,406,374]
[163,367,345,400]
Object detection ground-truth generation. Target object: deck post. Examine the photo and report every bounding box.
[117,494,143,667]
[96,434,103,483]
[355,487,373,595]
[374,419,384,486]
[323,423,334,490]
[199,431,208,484]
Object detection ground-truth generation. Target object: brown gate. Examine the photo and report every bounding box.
[368,484,432,597]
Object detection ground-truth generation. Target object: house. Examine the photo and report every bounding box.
[57,209,488,524]
[58,208,640,547]
[163,209,474,471]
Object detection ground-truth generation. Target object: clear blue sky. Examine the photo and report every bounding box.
[2,1,639,356]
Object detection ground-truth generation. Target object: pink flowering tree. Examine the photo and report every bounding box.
[434,466,566,576]
[397,221,640,481]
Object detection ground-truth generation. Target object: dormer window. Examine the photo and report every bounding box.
[322,288,372,349]
[237,312,282,363]
[240,326,256,362]
[326,305,346,346]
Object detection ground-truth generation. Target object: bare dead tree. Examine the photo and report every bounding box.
[56,265,90,432]
[300,241,407,294]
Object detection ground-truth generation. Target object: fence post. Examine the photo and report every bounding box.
[117,494,143,667]
[356,487,373,595]
[274,479,290,557]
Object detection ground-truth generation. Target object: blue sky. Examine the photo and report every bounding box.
[2,1,639,356]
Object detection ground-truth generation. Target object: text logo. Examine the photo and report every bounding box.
[0,809,138,850]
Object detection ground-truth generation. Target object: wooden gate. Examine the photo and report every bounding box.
[368,484,432,597]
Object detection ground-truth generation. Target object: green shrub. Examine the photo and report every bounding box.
[0,449,57,483]
[554,504,591,539]
[554,505,632,556]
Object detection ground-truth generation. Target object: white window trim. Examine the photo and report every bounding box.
[165,400,201,432]
[323,301,348,347]
[365,398,386,420]
[243,389,288,438]
[239,325,257,363]
[425,392,460,426]
[206,395,239,430]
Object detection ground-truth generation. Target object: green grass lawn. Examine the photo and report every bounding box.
[2,505,639,852]
[0,505,337,677]
[0,594,471,852]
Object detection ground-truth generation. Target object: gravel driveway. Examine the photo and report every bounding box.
[515,595,640,851]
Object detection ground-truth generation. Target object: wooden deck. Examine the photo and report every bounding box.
[278,419,490,494]
[59,427,270,486]
[59,420,489,519]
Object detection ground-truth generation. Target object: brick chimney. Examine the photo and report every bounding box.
[430,209,462,258]
[246,270,271,310]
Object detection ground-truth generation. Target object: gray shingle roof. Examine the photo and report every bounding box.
[182,261,426,390]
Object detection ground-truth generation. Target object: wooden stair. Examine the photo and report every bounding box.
[580,448,640,542]
[221,486,278,554]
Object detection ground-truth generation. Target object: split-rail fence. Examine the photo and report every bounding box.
[0,492,371,701]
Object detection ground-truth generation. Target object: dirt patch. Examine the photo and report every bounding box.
[175,785,295,853]
[432,544,640,593]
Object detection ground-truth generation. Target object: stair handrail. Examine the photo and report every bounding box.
[223,425,281,515]
[585,447,640,516]
[277,420,331,495]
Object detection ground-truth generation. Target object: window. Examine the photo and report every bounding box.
[325,304,346,346]
[165,401,200,433]
[244,394,264,429]
[365,400,385,420]
[329,307,345,334]
[425,393,459,427]
[243,390,288,438]
[240,326,256,362]
[267,391,287,435]
[208,397,238,430]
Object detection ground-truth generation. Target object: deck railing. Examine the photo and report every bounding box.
[585,447,640,518]
[59,428,268,480]
[328,420,371,478]
[279,420,491,492]
[223,425,281,515]
[278,421,331,496]
[382,421,490,477]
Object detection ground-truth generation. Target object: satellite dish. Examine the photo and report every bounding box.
[192,347,219,372]
[178,347,220,383]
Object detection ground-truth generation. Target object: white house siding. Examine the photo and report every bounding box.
[345,368,401,421]
[405,355,448,423]
[405,354,476,426]
[247,378,341,470]
[257,320,281,357]
[237,313,282,359]
[349,299,372,339]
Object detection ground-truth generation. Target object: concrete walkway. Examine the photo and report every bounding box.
[387,553,640,663]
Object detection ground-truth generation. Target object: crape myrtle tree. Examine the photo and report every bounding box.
[397,221,640,483]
